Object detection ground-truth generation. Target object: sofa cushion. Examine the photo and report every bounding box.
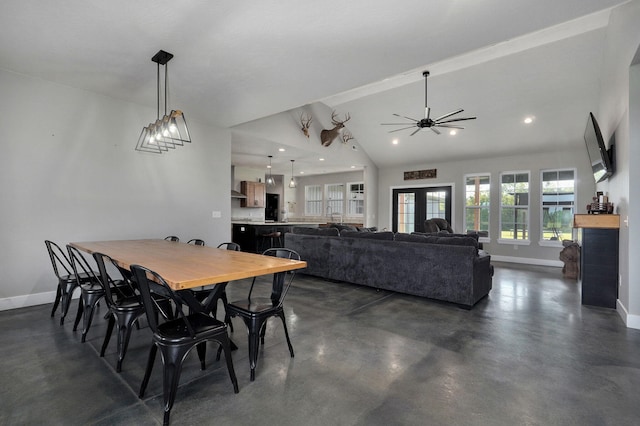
[292,227,340,236]
[330,223,358,232]
[394,233,429,243]
[340,230,395,240]
[357,226,378,232]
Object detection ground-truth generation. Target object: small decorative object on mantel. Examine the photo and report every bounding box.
[320,111,350,147]
[587,192,614,214]
[404,169,437,180]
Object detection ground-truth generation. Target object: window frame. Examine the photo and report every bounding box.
[325,183,345,219]
[347,181,365,217]
[539,168,577,247]
[498,170,531,245]
[463,173,491,243]
[304,184,323,217]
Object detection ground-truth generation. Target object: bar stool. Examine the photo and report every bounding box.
[258,231,282,252]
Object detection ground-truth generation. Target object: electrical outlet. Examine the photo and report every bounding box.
[212,211,221,218]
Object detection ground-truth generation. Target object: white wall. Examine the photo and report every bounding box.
[597,0,640,327]
[0,69,231,310]
[377,149,595,265]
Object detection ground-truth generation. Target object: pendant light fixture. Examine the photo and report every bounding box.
[266,155,275,186]
[289,160,297,188]
[136,50,191,154]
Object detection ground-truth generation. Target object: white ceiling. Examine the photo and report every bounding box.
[0,0,628,175]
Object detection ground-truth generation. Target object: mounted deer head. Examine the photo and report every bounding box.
[341,130,354,144]
[300,113,312,138]
[320,111,350,147]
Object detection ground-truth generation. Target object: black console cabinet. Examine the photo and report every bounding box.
[574,214,620,308]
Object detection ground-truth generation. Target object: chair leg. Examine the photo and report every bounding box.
[217,336,239,393]
[220,291,233,333]
[278,311,295,358]
[115,312,139,372]
[73,298,84,331]
[242,316,266,381]
[196,342,207,370]
[139,344,158,398]
[59,282,78,325]
[51,284,62,317]
[159,345,189,426]
[81,293,103,342]
[101,316,115,357]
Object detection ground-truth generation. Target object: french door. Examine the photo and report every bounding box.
[392,186,452,233]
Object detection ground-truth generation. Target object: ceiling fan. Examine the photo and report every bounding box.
[382,71,476,135]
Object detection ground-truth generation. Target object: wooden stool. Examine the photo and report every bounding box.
[259,231,282,252]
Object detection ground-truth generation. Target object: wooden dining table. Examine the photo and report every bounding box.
[70,239,307,321]
[70,239,307,291]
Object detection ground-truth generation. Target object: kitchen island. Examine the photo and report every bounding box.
[231,221,325,253]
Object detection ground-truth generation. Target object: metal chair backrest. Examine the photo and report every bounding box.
[45,240,74,279]
[187,239,206,246]
[131,264,195,336]
[248,248,301,307]
[217,242,240,251]
[164,236,180,242]
[92,252,137,307]
[67,245,99,285]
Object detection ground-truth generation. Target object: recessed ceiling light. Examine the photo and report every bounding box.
[319,158,325,161]
[278,148,285,152]
[392,139,399,145]
[449,130,457,136]
[300,171,305,174]
[350,165,356,169]
[524,116,534,124]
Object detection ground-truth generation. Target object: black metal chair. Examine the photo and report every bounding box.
[186,238,205,246]
[45,240,93,325]
[191,242,240,331]
[67,245,104,342]
[258,231,282,252]
[93,252,146,372]
[226,247,300,381]
[164,236,180,242]
[131,264,239,426]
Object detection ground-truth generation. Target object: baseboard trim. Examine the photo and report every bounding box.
[0,290,78,312]
[617,299,640,330]
[491,255,563,268]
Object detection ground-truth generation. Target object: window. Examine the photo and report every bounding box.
[347,182,364,217]
[325,183,344,218]
[426,190,447,219]
[500,172,529,243]
[464,174,490,239]
[541,169,575,244]
[395,192,416,233]
[304,185,322,216]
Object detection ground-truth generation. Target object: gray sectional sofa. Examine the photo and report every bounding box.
[284,227,493,308]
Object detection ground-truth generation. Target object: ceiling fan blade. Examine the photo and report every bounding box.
[388,125,418,133]
[381,123,418,125]
[410,128,422,136]
[436,116,477,124]
[433,109,464,122]
[430,127,441,135]
[393,113,419,122]
[435,124,465,129]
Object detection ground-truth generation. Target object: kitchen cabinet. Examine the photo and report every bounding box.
[240,181,265,208]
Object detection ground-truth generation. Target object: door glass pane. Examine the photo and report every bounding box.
[426,191,447,219]
[397,193,415,233]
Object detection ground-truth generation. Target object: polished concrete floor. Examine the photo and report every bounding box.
[2,262,640,425]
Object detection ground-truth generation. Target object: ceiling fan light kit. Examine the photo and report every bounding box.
[381,70,476,136]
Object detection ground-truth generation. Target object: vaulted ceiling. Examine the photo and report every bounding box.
[0,0,628,175]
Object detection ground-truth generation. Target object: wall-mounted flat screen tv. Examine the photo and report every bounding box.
[584,112,613,183]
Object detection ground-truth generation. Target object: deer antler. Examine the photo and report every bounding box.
[331,111,350,126]
[342,130,354,144]
[300,113,312,138]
